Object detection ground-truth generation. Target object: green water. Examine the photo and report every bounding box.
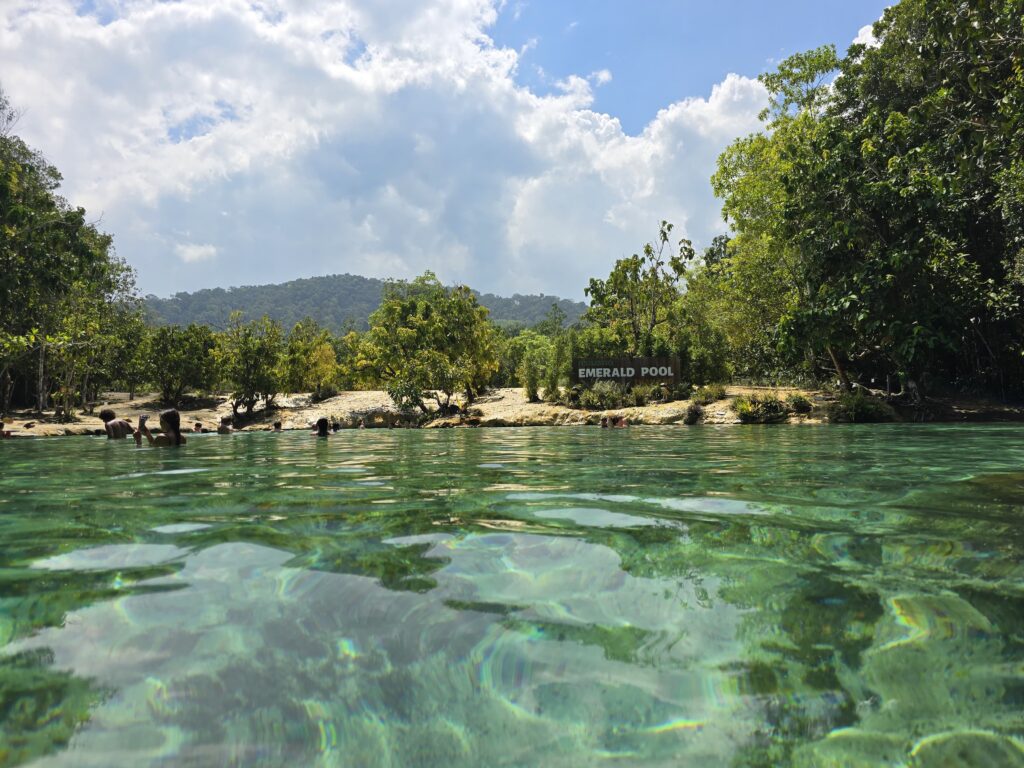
[1,426,1023,767]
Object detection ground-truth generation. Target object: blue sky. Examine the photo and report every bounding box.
[493,1,889,134]
[1,0,889,299]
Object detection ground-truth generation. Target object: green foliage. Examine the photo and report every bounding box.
[282,319,339,400]
[366,272,499,413]
[828,391,897,423]
[584,221,692,357]
[0,86,145,413]
[692,383,727,405]
[683,402,703,425]
[771,3,1023,395]
[498,330,551,391]
[216,313,285,415]
[144,274,586,333]
[787,393,813,414]
[734,393,790,424]
[542,333,569,402]
[577,380,627,411]
[518,349,542,403]
[149,324,217,406]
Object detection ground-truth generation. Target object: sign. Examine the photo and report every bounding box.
[571,357,680,386]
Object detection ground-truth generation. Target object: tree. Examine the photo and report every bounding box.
[584,221,692,357]
[282,319,338,400]
[0,83,146,413]
[216,313,284,416]
[777,1,1024,397]
[365,272,499,413]
[149,324,217,406]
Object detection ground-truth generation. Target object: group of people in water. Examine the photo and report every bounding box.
[89,408,290,448]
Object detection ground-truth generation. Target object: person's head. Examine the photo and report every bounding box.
[193,422,202,432]
[331,420,340,432]
[600,417,608,428]
[220,415,232,426]
[159,408,184,445]
[316,417,329,437]
[99,408,116,423]
[273,421,282,432]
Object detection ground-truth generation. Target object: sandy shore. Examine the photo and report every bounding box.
[2,387,1021,438]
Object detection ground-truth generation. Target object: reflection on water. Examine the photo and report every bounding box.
[1,425,1023,766]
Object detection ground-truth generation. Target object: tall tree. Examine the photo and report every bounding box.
[365,272,499,413]
[584,221,692,357]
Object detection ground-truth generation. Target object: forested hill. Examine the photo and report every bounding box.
[143,273,587,332]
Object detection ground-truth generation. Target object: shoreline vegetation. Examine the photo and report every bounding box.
[3,386,1022,439]
[4,1,1023,429]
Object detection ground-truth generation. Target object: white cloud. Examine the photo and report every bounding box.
[590,69,612,86]
[175,243,219,263]
[853,23,878,47]
[0,0,767,298]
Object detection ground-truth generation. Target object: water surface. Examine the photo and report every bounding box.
[1,426,1023,766]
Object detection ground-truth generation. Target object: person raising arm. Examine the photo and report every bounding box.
[135,409,187,448]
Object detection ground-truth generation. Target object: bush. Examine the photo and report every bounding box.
[683,402,703,425]
[693,383,727,405]
[579,388,602,410]
[786,393,813,414]
[518,353,541,402]
[670,382,694,402]
[828,391,897,423]
[575,380,627,410]
[734,393,790,424]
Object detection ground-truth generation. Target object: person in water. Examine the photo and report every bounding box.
[0,421,11,439]
[600,417,609,428]
[313,417,330,437]
[99,409,134,439]
[272,421,282,432]
[217,416,233,434]
[193,422,203,433]
[135,409,187,447]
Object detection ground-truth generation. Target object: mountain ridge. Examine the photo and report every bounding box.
[144,273,588,332]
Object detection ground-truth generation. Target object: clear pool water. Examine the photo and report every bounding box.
[1,425,1023,766]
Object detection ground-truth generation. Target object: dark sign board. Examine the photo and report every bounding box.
[571,357,680,386]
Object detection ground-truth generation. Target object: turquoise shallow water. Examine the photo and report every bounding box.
[1,425,1023,767]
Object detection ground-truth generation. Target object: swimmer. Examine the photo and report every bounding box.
[99,409,134,439]
[217,416,233,434]
[273,421,282,432]
[135,409,187,448]
[313,417,330,437]
[193,422,203,433]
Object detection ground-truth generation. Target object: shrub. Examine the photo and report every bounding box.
[628,387,650,408]
[734,393,790,424]
[828,391,897,423]
[670,382,694,402]
[786,393,813,414]
[591,380,627,409]
[574,380,627,410]
[560,385,583,408]
[693,383,727,405]
[683,402,703,425]
[579,388,602,410]
[518,353,541,402]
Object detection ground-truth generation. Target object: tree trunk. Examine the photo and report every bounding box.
[1,366,11,416]
[36,339,47,414]
[826,345,851,391]
[81,370,91,412]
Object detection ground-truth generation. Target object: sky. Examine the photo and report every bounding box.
[0,0,889,299]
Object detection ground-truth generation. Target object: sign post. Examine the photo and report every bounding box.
[571,357,680,387]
